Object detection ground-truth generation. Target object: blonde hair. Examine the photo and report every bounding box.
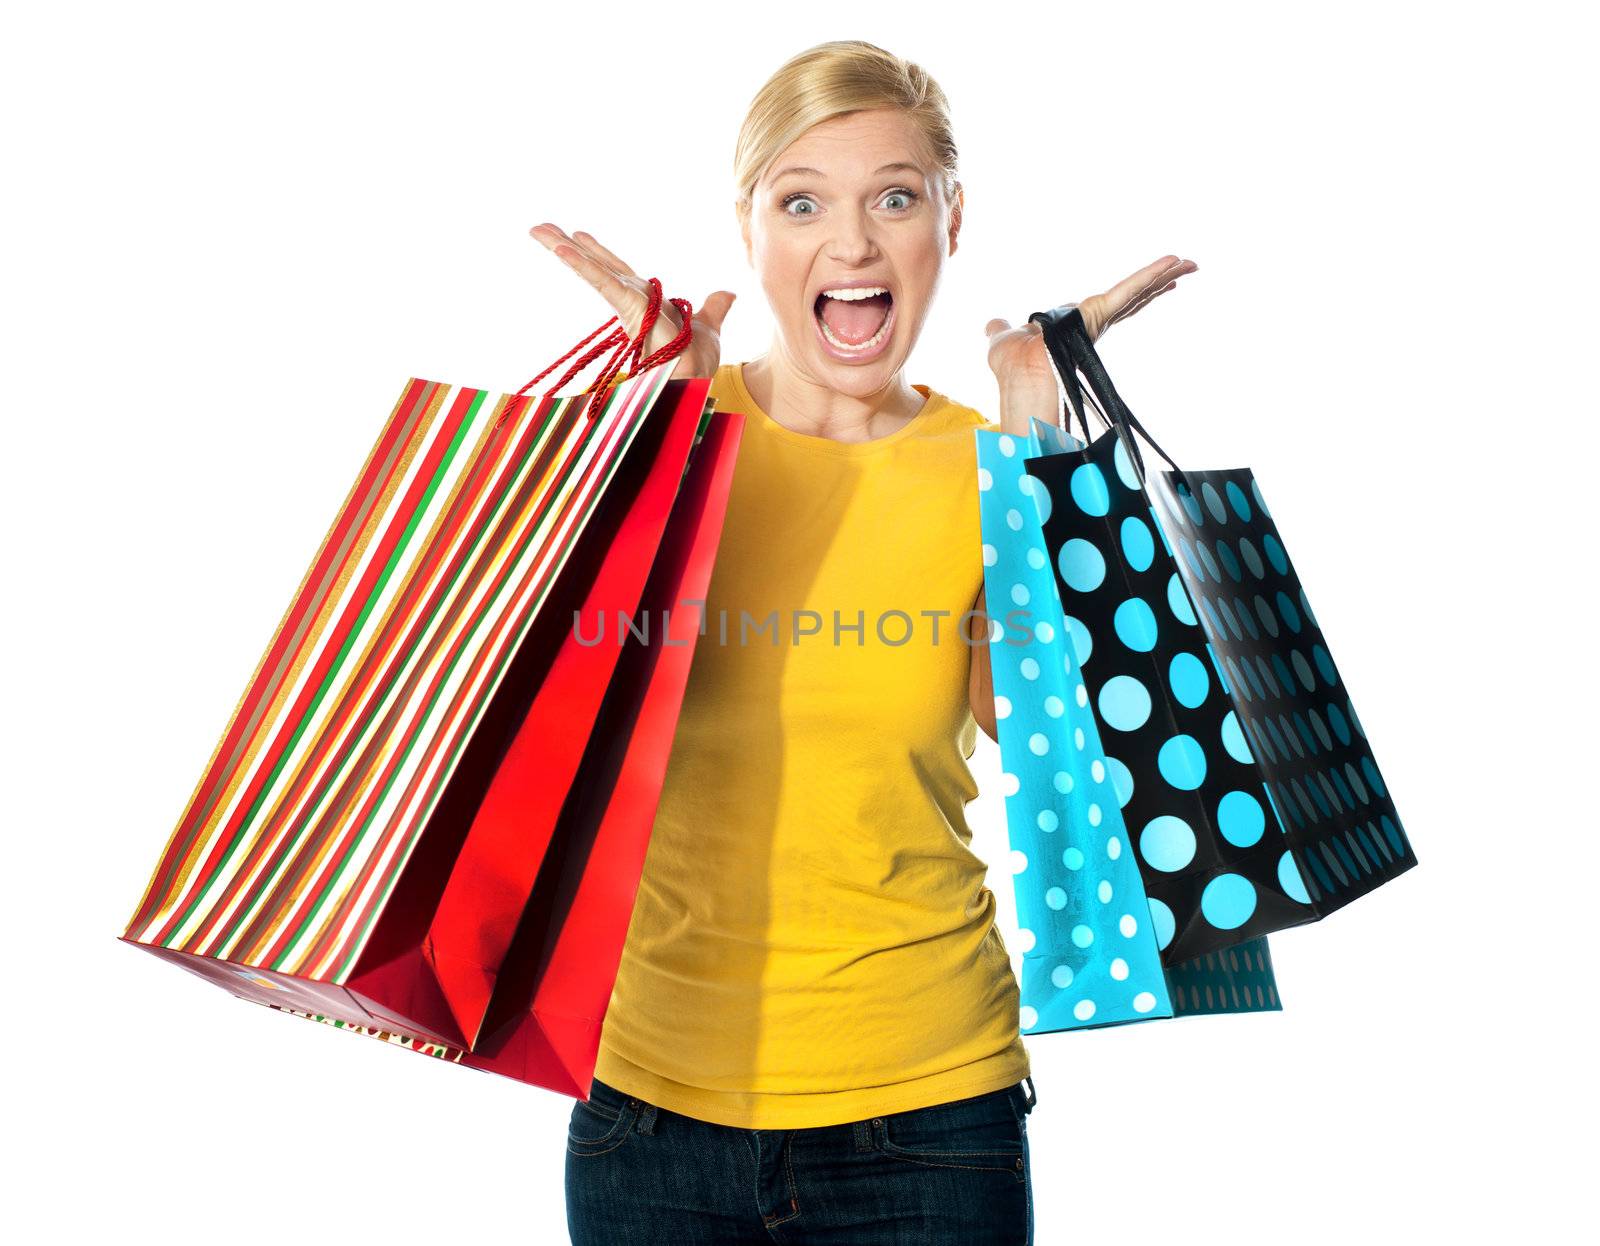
[733,41,959,217]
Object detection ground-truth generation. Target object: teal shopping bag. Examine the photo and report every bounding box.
[978,418,1282,1033]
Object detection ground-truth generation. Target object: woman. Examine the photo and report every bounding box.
[534,40,1195,1246]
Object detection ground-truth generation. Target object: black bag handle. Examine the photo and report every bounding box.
[1028,303,1182,481]
[1025,302,1104,448]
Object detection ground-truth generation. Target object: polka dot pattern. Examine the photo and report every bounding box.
[1023,426,1417,963]
[977,422,1174,1033]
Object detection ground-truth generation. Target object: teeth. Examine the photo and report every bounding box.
[821,286,889,301]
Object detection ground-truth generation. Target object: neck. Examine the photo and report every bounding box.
[741,338,926,444]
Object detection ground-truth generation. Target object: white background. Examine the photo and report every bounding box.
[5,2,1594,1242]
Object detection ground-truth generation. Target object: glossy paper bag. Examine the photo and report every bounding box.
[978,417,1280,1032]
[1023,304,1417,964]
[120,340,723,1067]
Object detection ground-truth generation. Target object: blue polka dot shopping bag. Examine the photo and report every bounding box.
[977,418,1281,1035]
[1020,303,1418,967]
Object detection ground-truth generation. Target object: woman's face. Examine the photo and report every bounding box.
[742,107,961,399]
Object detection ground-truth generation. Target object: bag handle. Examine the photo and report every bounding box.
[1024,302,1102,447]
[510,277,694,419]
[1028,303,1181,480]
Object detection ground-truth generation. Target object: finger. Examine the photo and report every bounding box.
[1145,259,1195,296]
[559,228,641,297]
[1106,284,1162,327]
[1104,256,1183,311]
[1097,255,1172,306]
[1101,255,1196,330]
[533,223,633,293]
[531,223,599,271]
[1105,278,1180,329]
[542,224,621,279]
[1112,256,1193,306]
[549,241,642,317]
[1133,254,1191,285]
[572,231,639,279]
[530,221,595,252]
[529,222,567,251]
[1105,289,1157,330]
[1134,258,1194,301]
[697,290,737,333]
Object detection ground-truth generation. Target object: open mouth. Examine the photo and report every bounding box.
[813,285,895,359]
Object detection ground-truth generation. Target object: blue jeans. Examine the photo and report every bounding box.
[566,1074,1037,1244]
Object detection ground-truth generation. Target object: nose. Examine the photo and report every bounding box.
[824,206,879,266]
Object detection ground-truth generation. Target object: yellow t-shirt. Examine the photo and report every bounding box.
[592,362,1028,1129]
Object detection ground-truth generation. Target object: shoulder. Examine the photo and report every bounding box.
[709,362,742,404]
[919,385,1001,436]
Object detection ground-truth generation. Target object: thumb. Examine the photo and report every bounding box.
[698,290,737,332]
[984,317,1011,339]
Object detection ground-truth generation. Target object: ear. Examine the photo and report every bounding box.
[738,200,753,266]
[947,182,964,257]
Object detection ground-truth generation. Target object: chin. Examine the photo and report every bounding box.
[813,355,903,398]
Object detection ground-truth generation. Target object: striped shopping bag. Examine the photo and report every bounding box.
[119,283,744,1094]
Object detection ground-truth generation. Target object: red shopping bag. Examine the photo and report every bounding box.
[457,406,741,1092]
[421,366,712,1049]
[119,283,734,1077]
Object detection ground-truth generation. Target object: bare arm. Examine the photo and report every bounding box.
[966,583,998,744]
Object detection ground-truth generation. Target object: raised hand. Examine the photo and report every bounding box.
[983,254,1198,435]
[530,223,736,381]
[1077,254,1197,342]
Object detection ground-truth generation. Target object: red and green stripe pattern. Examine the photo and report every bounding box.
[123,363,675,983]
[255,999,467,1064]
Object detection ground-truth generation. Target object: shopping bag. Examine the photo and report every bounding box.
[119,282,734,1073]
[978,418,1281,1035]
[256,404,744,1094]
[1020,303,1417,964]
[458,405,741,1091]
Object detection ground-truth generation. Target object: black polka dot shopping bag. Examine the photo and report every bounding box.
[1020,304,1417,966]
[980,417,1283,1033]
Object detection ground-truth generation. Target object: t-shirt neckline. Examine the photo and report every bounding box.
[727,363,943,456]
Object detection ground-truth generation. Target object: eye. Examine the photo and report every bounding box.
[780,193,819,217]
[880,188,919,212]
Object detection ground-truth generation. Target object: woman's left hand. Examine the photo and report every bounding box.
[983,254,1198,435]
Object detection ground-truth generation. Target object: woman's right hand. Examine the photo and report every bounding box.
[530,223,736,381]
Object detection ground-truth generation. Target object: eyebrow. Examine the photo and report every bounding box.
[769,161,925,182]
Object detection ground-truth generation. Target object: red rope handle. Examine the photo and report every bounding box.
[509,277,696,421]
[581,276,664,405]
[635,296,694,373]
